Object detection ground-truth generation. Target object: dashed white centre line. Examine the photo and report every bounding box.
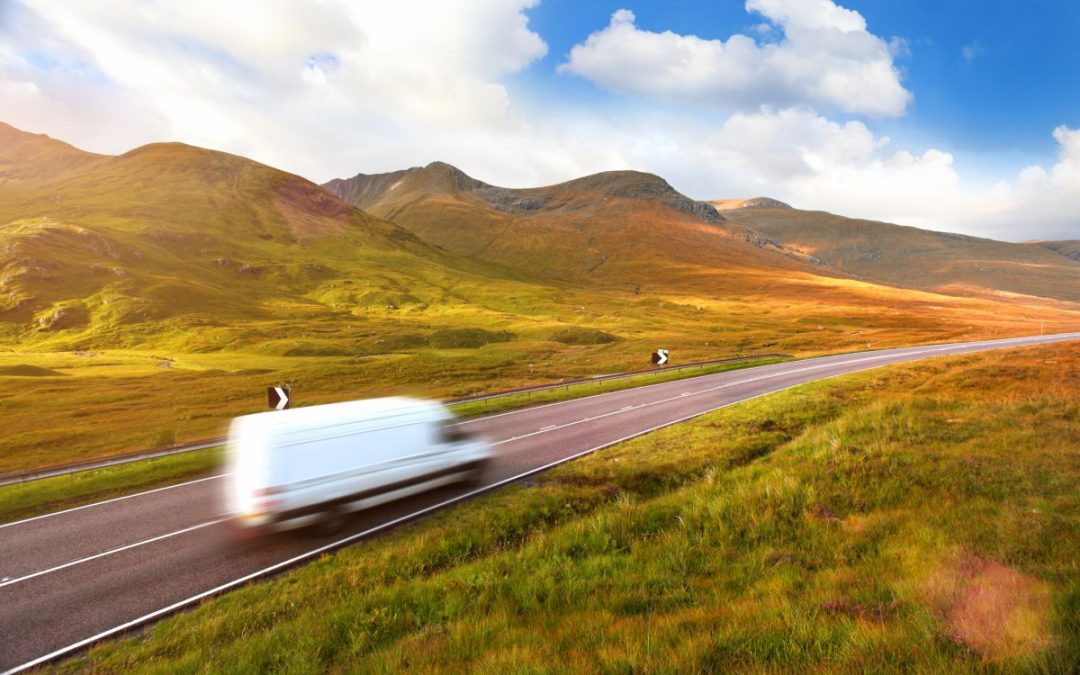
[0,518,227,590]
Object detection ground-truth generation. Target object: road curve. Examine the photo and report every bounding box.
[1,333,1076,672]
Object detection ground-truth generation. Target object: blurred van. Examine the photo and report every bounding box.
[225,397,490,534]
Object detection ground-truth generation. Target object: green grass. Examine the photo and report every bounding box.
[65,342,1080,672]
[0,448,221,525]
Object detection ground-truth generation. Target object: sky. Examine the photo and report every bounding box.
[1,0,1078,241]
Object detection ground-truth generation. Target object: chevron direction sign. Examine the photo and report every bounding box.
[268,384,291,410]
[651,349,669,366]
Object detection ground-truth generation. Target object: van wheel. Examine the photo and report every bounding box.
[316,506,347,536]
[464,461,490,489]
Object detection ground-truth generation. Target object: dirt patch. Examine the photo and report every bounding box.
[924,552,1052,661]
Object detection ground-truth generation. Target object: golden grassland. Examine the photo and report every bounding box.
[2,277,1075,475]
[64,342,1080,672]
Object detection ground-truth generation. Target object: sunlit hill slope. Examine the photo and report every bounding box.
[715,200,1080,303]
[0,123,541,352]
[323,161,826,290]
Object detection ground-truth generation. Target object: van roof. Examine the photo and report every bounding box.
[234,396,446,430]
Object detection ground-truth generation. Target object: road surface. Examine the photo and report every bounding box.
[1,333,1076,672]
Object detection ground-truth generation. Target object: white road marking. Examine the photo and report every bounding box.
[489,348,933,447]
[0,474,226,531]
[5,333,1077,674]
[0,518,227,590]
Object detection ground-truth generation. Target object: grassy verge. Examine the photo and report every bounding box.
[0,447,222,525]
[64,342,1079,672]
[0,356,784,524]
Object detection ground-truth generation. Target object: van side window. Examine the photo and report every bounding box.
[438,421,470,443]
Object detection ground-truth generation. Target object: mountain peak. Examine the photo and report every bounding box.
[711,197,793,211]
[0,120,106,182]
[414,160,488,192]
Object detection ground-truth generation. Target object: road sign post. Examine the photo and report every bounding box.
[651,349,669,366]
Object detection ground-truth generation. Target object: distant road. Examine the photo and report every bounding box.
[1,333,1076,673]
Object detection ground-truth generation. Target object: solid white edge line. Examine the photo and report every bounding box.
[0,518,227,589]
[0,474,226,531]
[6,333,1078,675]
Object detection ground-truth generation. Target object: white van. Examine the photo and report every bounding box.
[224,397,491,534]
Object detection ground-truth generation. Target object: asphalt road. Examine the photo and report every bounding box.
[1,333,1076,672]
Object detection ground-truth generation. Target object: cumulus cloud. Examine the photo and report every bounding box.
[0,0,553,182]
[558,1,911,117]
[670,110,1078,241]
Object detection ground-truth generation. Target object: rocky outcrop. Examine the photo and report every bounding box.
[740,197,792,209]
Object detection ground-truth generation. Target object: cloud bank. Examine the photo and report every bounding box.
[0,0,1076,241]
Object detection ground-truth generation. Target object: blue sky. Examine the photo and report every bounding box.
[521,0,1080,180]
[1,0,1078,240]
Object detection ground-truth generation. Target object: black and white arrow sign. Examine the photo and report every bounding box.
[651,349,669,366]
[268,385,291,410]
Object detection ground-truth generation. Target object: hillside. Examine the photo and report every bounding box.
[1027,240,1080,263]
[719,202,1080,302]
[323,162,823,288]
[0,130,537,352]
[0,122,106,183]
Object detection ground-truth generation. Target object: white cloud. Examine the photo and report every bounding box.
[667,110,1078,241]
[558,1,912,117]
[0,0,551,182]
[962,41,983,63]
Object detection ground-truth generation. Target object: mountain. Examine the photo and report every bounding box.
[1027,240,1080,263]
[0,122,106,183]
[711,197,792,210]
[719,203,1080,302]
[0,129,519,351]
[2,122,1075,363]
[323,162,823,289]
